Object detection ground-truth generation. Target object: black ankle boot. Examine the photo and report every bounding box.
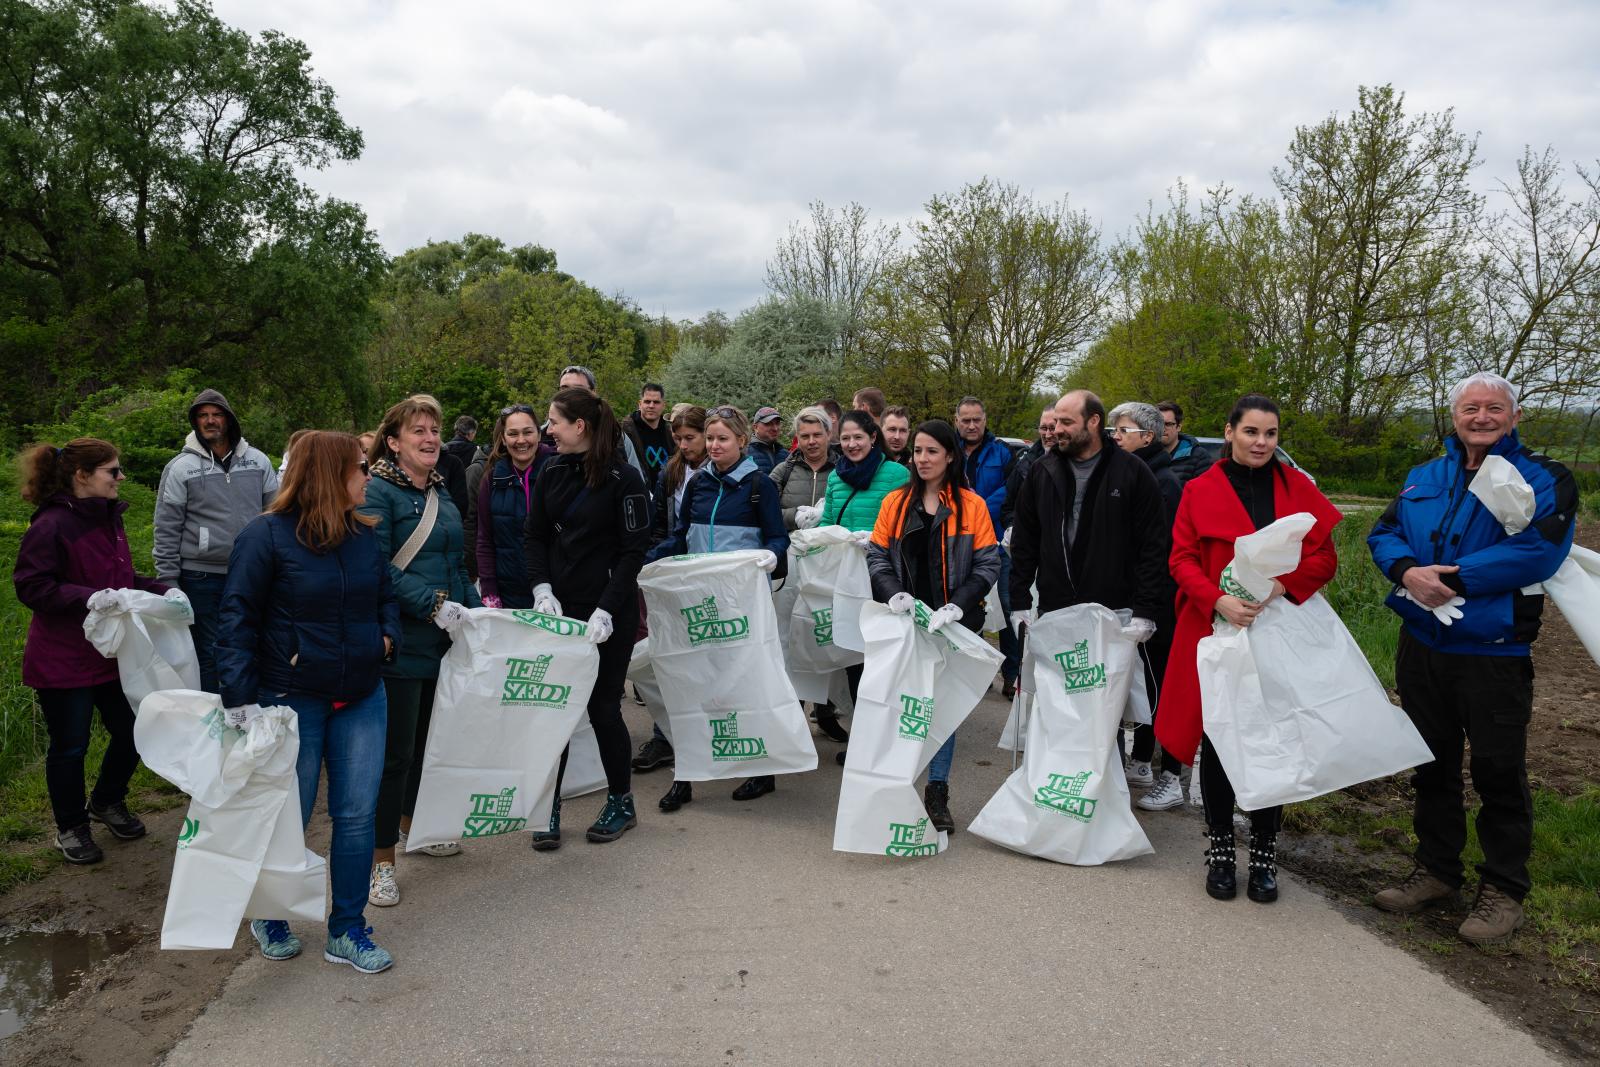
[1248,833,1279,903]
[730,775,775,801]
[923,781,954,833]
[658,780,693,812]
[1205,828,1237,900]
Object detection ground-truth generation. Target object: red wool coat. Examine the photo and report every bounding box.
[1153,461,1343,765]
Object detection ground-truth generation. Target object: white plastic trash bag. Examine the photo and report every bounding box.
[833,601,1002,857]
[785,527,869,701]
[1468,455,1537,536]
[627,635,672,744]
[983,584,1004,634]
[83,590,199,710]
[1220,513,1317,603]
[406,608,599,850]
[637,551,818,781]
[969,605,1153,865]
[1537,544,1600,669]
[1123,645,1154,727]
[1197,593,1434,810]
[135,690,326,950]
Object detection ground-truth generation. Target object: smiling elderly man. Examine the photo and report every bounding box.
[1367,371,1576,946]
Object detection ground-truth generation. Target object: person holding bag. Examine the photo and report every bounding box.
[1154,394,1341,904]
[14,439,179,865]
[216,432,401,973]
[522,388,654,848]
[864,419,1001,832]
[360,394,481,908]
[475,403,555,609]
[646,405,790,810]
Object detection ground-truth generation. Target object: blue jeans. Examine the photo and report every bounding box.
[997,551,1019,683]
[927,732,956,783]
[264,685,387,938]
[180,569,225,693]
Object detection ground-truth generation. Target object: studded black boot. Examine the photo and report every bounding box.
[1205,827,1237,900]
[1247,833,1279,903]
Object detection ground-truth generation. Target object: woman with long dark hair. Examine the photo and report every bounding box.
[476,403,554,609]
[864,419,1001,831]
[522,387,654,847]
[217,432,402,973]
[1154,394,1341,904]
[14,439,177,865]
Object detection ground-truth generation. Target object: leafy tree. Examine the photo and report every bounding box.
[765,200,898,358]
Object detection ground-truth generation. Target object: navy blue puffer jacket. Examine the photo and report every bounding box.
[216,511,402,707]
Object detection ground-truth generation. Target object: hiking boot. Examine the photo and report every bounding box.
[1124,759,1154,789]
[532,794,561,851]
[587,793,638,843]
[631,736,675,772]
[1459,883,1525,946]
[367,861,399,907]
[55,824,103,865]
[1373,866,1458,914]
[250,919,302,961]
[659,780,693,812]
[1247,833,1279,903]
[924,780,955,834]
[1137,770,1185,811]
[86,799,146,840]
[324,926,394,974]
[397,828,459,857]
[1205,828,1236,900]
[731,775,776,801]
[813,708,849,743]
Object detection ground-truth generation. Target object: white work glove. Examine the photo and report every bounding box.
[1010,609,1035,634]
[795,505,821,530]
[532,583,562,618]
[888,592,916,614]
[753,550,778,573]
[586,608,614,645]
[1122,617,1157,644]
[1001,526,1013,550]
[1398,587,1466,626]
[926,603,963,633]
[86,588,129,614]
[223,703,263,730]
[162,587,193,620]
[433,600,469,632]
[850,529,873,549]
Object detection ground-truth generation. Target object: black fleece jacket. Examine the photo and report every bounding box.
[524,453,652,619]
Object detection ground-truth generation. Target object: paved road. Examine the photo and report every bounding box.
[166,693,1558,1067]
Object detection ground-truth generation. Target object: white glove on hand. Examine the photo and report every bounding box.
[532,583,562,618]
[850,529,873,548]
[86,588,128,614]
[1002,526,1013,550]
[1122,617,1157,644]
[926,603,963,633]
[433,600,469,632]
[795,505,821,530]
[888,592,916,614]
[753,550,778,573]
[586,608,614,645]
[1397,587,1467,626]
[223,704,262,730]
[162,587,193,620]
[1010,609,1035,634]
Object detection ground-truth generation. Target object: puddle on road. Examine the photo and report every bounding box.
[0,927,140,1040]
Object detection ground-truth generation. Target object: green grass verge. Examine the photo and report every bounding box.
[1325,511,1399,689]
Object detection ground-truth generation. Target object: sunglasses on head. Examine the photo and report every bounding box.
[501,404,536,417]
[709,406,739,419]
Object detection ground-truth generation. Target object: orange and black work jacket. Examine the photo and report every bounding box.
[866,484,1001,631]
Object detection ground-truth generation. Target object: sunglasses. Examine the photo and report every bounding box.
[99,465,125,478]
[358,459,370,475]
[709,406,739,419]
[501,404,536,417]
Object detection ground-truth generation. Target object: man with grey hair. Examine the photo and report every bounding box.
[1368,370,1576,946]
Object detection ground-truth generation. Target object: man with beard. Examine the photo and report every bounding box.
[1008,391,1170,732]
[881,406,913,467]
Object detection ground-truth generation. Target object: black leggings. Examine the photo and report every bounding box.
[554,611,637,798]
[1199,734,1282,838]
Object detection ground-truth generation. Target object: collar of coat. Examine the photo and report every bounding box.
[370,456,444,493]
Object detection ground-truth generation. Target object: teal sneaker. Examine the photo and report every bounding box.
[531,793,561,851]
[324,926,393,974]
[586,792,638,843]
[250,919,301,961]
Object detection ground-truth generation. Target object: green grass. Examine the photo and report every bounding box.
[1582,489,1600,521]
[1325,513,1400,689]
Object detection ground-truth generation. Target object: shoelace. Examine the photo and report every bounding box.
[348,926,379,952]
[1470,887,1506,922]
[264,920,292,944]
[373,865,396,888]
[1147,776,1180,802]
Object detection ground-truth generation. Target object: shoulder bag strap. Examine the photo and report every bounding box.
[392,486,439,573]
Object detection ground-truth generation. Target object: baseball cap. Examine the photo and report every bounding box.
[754,406,782,424]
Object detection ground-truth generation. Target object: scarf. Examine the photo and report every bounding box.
[833,448,884,491]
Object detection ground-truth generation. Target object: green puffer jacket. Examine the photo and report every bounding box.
[359,458,481,679]
[820,456,910,532]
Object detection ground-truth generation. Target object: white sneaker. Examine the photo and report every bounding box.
[1138,770,1185,811]
[368,861,399,907]
[398,828,460,857]
[1125,759,1154,789]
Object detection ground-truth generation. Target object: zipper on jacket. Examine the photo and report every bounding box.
[709,479,725,553]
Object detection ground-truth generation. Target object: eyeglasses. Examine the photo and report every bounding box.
[1162,421,1178,430]
[1109,427,1151,437]
[100,466,125,478]
[501,404,535,417]
[1037,425,1053,433]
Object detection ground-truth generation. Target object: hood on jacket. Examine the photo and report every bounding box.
[32,492,129,526]
[707,456,760,486]
[188,387,242,451]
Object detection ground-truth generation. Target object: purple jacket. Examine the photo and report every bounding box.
[14,494,168,689]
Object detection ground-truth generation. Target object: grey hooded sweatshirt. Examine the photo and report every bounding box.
[153,388,279,581]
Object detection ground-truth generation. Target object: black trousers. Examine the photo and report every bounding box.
[554,600,638,799]
[1129,627,1181,774]
[1395,630,1534,900]
[36,681,140,832]
[1200,734,1282,838]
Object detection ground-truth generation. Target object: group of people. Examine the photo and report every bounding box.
[12,365,1574,976]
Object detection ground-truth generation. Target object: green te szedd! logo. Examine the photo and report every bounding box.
[710,711,768,761]
[177,817,200,849]
[885,817,939,857]
[1054,640,1106,693]
[1033,771,1097,822]
[680,596,749,645]
[463,787,527,838]
[811,608,833,646]
[897,694,934,741]
[510,609,588,637]
[501,654,572,708]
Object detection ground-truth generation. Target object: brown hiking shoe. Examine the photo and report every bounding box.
[1373,866,1457,914]
[1458,883,1524,946]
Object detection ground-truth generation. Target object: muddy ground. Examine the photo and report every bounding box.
[1,526,1597,1065]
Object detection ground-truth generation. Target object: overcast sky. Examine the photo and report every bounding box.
[214,0,1600,321]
